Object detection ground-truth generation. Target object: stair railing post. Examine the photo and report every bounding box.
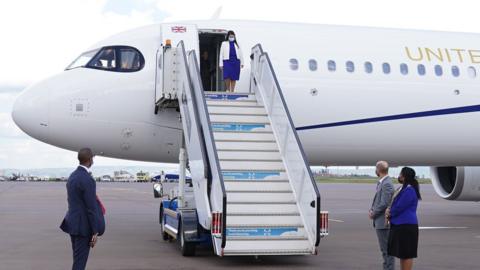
[178,137,186,208]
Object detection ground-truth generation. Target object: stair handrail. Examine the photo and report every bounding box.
[187,50,228,249]
[176,41,227,250]
[251,44,321,246]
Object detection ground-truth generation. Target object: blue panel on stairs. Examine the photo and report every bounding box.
[222,171,280,180]
[227,227,298,237]
[205,93,250,100]
[212,123,266,132]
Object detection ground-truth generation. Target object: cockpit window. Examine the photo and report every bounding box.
[89,47,117,70]
[119,48,142,71]
[66,49,100,70]
[66,46,144,72]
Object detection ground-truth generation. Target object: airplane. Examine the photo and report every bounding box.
[11,19,480,203]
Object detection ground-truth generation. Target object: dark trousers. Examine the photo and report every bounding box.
[376,229,395,270]
[70,235,90,270]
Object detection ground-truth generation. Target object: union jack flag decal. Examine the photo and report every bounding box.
[171,26,187,33]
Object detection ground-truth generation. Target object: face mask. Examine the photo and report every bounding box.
[228,36,235,42]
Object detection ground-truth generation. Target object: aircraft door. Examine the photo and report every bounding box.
[155,24,199,107]
[154,49,163,106]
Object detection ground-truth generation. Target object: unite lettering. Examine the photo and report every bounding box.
[405,47,480,64]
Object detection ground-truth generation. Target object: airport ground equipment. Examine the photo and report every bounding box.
[136,171,150,182]
[153,40,328,256]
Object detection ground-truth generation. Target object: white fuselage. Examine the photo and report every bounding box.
[12,20,480,166]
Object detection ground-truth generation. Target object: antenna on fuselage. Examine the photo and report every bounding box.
[210,6,222,20]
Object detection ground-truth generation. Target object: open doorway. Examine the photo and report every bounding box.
[199,30,227,92]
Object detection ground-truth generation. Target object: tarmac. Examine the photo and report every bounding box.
[0,181,479,270]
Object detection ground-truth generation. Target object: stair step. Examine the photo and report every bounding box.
[228,203,299,214]
[222,240,314,256]
[220,160,285,171]
[227,191,294,203]
[211,123,272,132]
[225,181,291,192]
[206,100,258,105]
[213,132,275,142]
[210,114,269,124]
[227,236,307,241]
[215,141,279,151]
[216,139,275,143]
[206,100,262,107]
[204,92,256,101]
[217,150,281,161]
[226,226,306,239]
[208,106,266,115]
[228,201,296,205]
[227,215,302,227]
[227,190,292,194]
[222,171,287,180]
[204,91,252,94]
[227,212,299,216]
[224,179,289,183]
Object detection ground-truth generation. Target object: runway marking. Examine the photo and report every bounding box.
[419,226,468,230]
[329,219,344,223]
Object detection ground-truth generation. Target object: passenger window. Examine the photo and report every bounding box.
[364,62,373,73]
[89,48,116,70]
[346,61,355,73]
[451,66,460,77]
[468,66,476,78]
[308,59,318,71]
[289,58,299,71]
[417,64,426,76]
[119,48,144,71]
[382,63,391,74]
[434,65,443,76]
[400,63,408,75]
[327,60,336,72]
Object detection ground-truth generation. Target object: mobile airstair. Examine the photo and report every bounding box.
[153,41,328,256]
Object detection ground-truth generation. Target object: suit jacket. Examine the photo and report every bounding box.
[60,166,105,237]
[371,176,394,229]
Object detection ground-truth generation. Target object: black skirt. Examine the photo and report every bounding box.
[388,224,419,259]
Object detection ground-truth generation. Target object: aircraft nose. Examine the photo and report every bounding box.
[12,83,50,140]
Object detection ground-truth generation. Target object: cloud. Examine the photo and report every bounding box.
[102,0,169,22]
[0,92,18,113]
[0,0,163,86]
[0,85,26,93]
[157,0,480,32]
[0,136,165,169]
[0,113,27,139]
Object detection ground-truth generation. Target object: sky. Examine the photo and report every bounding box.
[1,0,479,169]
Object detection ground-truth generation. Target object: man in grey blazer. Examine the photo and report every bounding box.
[369,161,395,270]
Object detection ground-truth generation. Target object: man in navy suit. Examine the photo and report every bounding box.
[60,148,105,270]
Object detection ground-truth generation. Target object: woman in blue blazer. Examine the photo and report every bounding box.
[219,30,244,92]
[387,167,421,270]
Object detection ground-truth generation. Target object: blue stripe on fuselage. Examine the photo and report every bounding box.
[296,104,480,131]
